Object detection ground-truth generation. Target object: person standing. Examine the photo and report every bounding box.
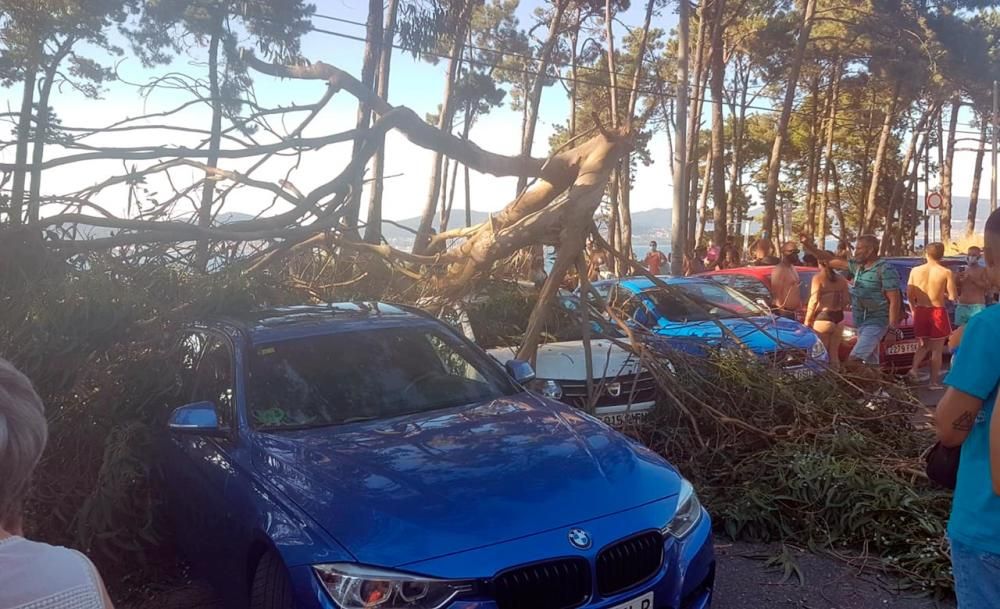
[802,234,902,365]
[935,208,1000,608]
[907,242,958,389]
[0,358,115,609]
[751,238,780,266]
[643,241,668,275]
[803,255,850,370]
[956,246,990,327]
[770,242,803,319]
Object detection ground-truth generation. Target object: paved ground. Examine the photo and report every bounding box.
[714,542,954,609]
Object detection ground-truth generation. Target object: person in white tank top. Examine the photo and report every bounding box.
[0,358,113,609]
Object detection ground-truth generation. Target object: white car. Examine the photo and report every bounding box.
[487,338,656,427]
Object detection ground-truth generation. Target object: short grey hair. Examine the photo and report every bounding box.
[0,358,47,528]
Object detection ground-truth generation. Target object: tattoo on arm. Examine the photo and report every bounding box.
[953,410,978,432]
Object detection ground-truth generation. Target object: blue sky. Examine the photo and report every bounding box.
[0,0,989,229]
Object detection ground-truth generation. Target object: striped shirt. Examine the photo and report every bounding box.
[847,259,900,327]
[0,536,107,609]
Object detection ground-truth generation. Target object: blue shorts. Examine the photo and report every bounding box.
[955,304,986,327]
[849,323,886,365]
[951,538,1000,608]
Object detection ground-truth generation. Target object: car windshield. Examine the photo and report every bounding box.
[247,327,517,430]
[642,282,766,322]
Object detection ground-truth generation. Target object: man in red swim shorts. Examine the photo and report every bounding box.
[907,243,958,389]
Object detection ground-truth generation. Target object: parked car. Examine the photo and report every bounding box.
[701,261,962,372]
[482,292,658,427]
[159,303,716,609]
[587,277,828,375]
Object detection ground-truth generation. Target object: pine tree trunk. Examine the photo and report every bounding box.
[967,120,988,238]
[413,3,475,253]
[819,58,841,244]
[9,59,37,226]
[886,102,937,252]
[941,93,960,245]
[516,0,570,194]
[762,0,818,240]
[862,81,900,234]
[709,0,727,247]
[196,28,223,272]
[686,4,709,246]
[697,147,713,246]
[619,163,633,260]
[364,0,400,244]
[727,63,749,241]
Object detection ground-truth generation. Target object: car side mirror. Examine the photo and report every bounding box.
[168,401,225,436]
[504,359,536,384]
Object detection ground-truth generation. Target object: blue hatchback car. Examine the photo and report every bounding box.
[589,277,827,371]
[159,304,715,609]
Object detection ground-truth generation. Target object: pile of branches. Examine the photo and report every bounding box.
[631,348,953,596]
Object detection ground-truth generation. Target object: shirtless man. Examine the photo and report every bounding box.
[956,246,990,326]
[770,242,802,319]
[908,242,958,389]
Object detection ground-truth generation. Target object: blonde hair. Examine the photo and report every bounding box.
[0,358,47,528]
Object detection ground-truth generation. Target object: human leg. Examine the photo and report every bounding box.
[929,339,946,388]
[813,320,836,368]
[849,324,886,365]
[827,323,843,370]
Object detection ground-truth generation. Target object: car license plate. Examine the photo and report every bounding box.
[886,341,918,356]
[611,592,653,609]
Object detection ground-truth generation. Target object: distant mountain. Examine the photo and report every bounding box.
[380,209,493,247]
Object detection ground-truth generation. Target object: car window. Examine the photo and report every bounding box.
[797,271,816,303]
[643,282,764,322]
[191,335,235,429]
[247,327,517,430]
[708,274,772,303]
[177,332,205,404]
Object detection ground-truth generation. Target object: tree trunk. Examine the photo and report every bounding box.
[439,157,451,231]
[413,2,476,253]
[862,81,900,234]
[727,62,749,240]
[685,3,709,247]
[605,0,620,130]
[516,0,570,194]
[762,0,818,240]
[9,56,38,226]
[819,58,841,244]
[670,0,690,275]
[941,93,960,244]
[967,118,988,238]
[709,0,727,247]
[196,28,223,272]
[344,0,384,233]
[619,164,632,260]
[569,10,580,139]
[697,147,713,246]
[462,114,474,228]
[805,74,821,238]
[885,101,937,252]
[831,159,845,243]
[364,0,400,244]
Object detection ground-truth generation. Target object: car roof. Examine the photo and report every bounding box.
[201,302,429,344]
[594,275,713,293]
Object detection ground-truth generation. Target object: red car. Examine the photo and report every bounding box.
[699,265,920,372]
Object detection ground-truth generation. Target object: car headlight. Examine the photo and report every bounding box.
[662,479,703,539]
[841,326,857,341]
[809,338,828,361]
[527,378,563,399]
[314,564,472,609]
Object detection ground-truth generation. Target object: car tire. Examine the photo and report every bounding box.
[250,552,295,609]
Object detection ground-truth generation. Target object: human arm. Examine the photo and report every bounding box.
[906,273,917,316]
[991,392,1000,495]
[947,270,959,303]
[800,235,849,270]
[803,275,821,326]
[886,289,902,327]
[936,313,1000,446]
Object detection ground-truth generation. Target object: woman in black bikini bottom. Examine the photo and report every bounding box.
[805,256,850,370]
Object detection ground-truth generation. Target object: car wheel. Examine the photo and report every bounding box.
[250,552,295,609]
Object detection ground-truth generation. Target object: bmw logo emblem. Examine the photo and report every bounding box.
[567,528,592,550]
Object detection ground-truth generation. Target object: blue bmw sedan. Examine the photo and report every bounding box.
[159,304,715,609]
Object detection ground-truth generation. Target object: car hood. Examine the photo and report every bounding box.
[652,315,817,354]
[488,340,639,381]
[251,395,679,567]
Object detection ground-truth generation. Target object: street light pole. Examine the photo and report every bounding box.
[670,0,689,275]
